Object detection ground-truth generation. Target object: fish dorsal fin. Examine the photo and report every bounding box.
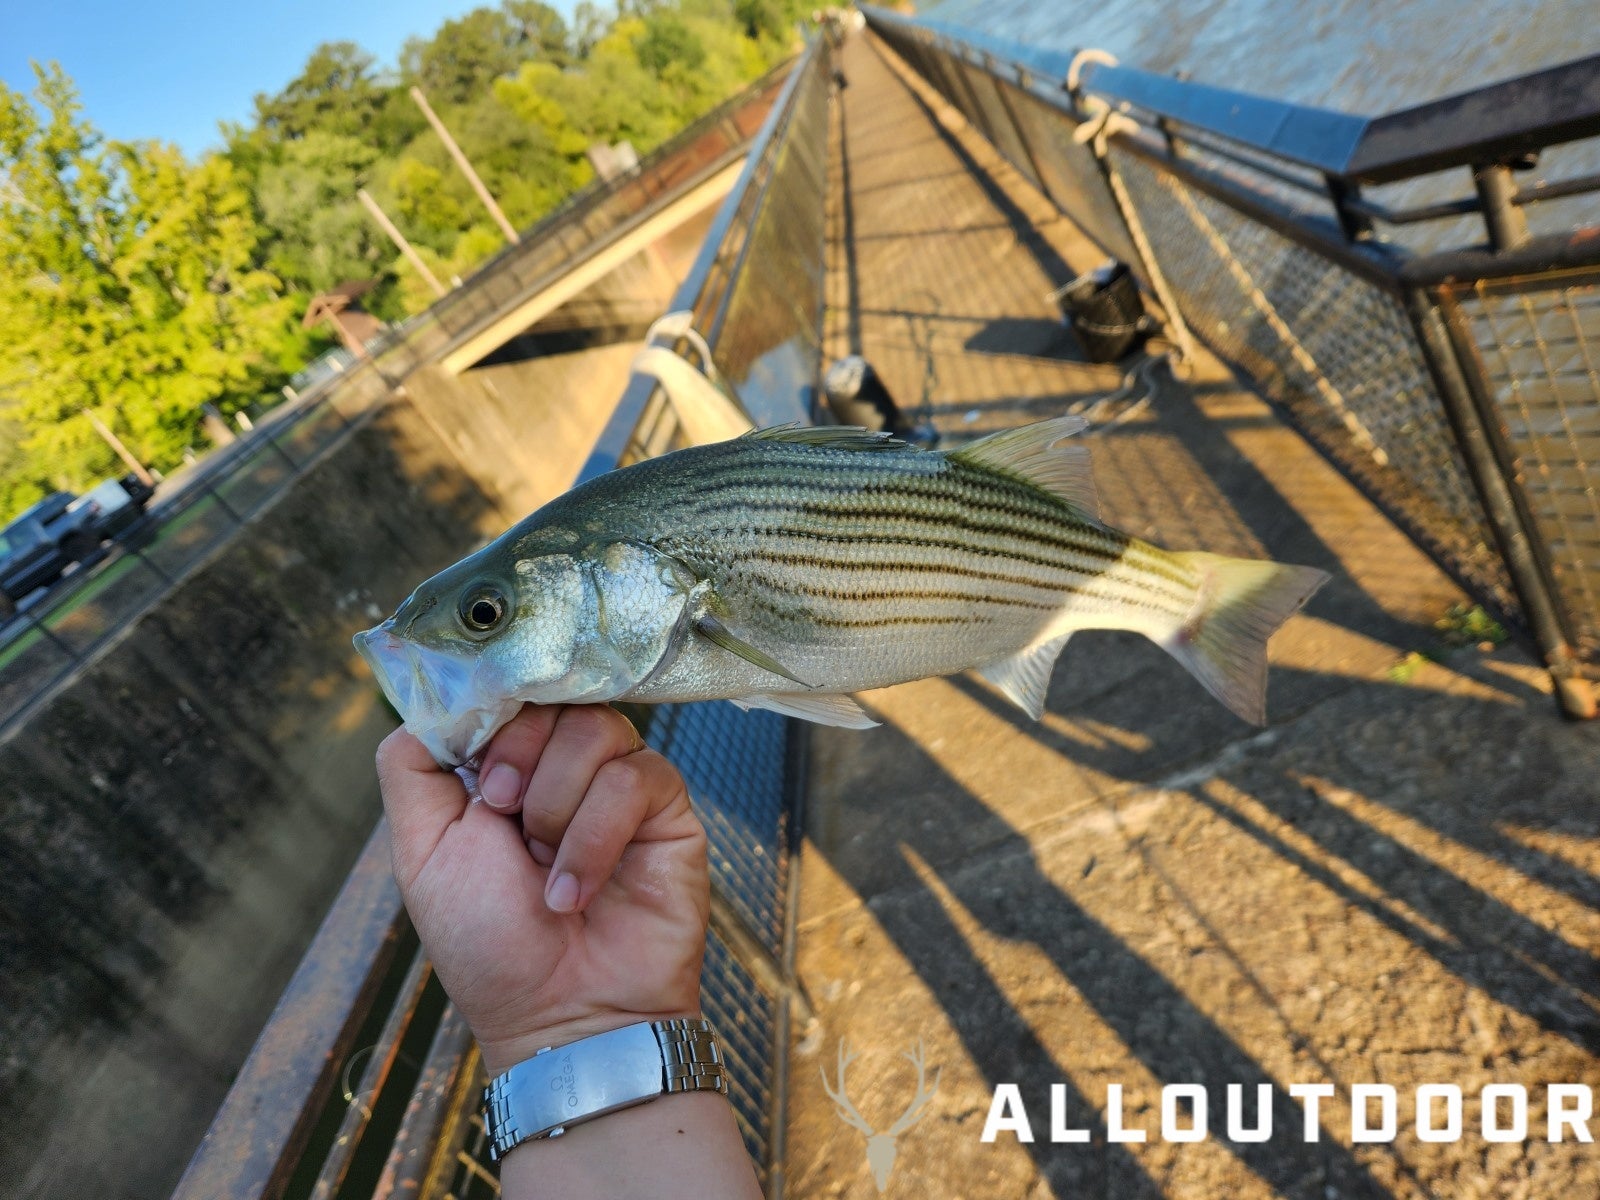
[729,692,880,729]
[974,632,1074,720]
[947,414,1101,520]
[745,424,911,452]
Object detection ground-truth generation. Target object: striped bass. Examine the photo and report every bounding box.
[354,416,1328,766]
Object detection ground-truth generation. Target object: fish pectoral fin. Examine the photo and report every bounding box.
[946,413,1102,521]
[975,632,1074,720]
[729,692,880,729]
[694,613,809,687]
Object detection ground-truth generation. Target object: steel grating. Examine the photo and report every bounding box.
[1445,273,1600,663]
[701,927,781,1175]
[1108,146,1520,618]
[645,701,794,954]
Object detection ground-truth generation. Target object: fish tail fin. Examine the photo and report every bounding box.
[1163,552,1329,725]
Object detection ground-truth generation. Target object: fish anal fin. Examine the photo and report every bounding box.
[975,632,1073,720]
[729,692,879,728]
[694,613,809,687]
[948,414,1101,520]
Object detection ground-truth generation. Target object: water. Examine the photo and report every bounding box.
[922,0,1600,117]
[919,0,1600,249]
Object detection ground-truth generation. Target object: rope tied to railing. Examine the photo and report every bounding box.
[1065,49,1199,374]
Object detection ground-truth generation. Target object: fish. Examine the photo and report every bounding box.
[353,416,1329,767]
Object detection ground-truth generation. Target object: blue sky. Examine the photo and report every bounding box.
[0,0,574,158]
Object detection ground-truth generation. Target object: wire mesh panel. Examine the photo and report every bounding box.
[956,62,1039,192]
[702,55,829,428]
[701,928,783,1174]
[648,702,795,953]
[1442,270,1600,663]
[1002,82,1142,270]
[1105,146,1519,617]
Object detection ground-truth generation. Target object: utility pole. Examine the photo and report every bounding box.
[409,85,521,245]
[85,410,155,487]
[357,188,448,299]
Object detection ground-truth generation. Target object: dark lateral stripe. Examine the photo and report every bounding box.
[738,557,1189,621]
[671,476,1193,586]
[687,498,1130,571]
[675,455,1066,520]
[729,549,1078,591]
[802,613,985,629]
[682,465,1073,523]
[695,526,1192,608]
[690,487,1110,550]
[735,573,1062,610]
[653,456,1198,595]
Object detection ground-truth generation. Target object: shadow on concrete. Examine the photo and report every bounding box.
[964,316,1078,360]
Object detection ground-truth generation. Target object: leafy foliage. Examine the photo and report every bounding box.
[1,0,809,521]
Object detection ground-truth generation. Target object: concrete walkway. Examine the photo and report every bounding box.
[786,33,1600,1200]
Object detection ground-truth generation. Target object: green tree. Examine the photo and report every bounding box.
[401,2,570,108]
[254,131,400,309]
[252,41,390,142]
[0,65,301,504]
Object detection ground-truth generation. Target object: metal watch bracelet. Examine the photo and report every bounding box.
[482,1018,728,1161]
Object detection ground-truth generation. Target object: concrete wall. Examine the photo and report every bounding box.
[0,341,640,1199]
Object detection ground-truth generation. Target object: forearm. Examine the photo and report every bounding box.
[496,1090,764,1199]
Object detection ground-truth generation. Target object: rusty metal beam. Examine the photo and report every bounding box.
[172,823,408,1200]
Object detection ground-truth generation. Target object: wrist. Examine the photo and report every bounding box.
[478,1007,704,1078]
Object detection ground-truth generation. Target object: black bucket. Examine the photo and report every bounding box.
[1051,260,1148,363]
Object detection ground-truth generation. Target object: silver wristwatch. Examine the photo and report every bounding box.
[482,1018,728,1160]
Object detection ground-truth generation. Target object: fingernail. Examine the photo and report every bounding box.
[481,763,521,810]
[546,871,580,914]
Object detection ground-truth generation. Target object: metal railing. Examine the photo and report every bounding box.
[864,5,1600,717]
[0,62,791,741]
[170,36,829,1200]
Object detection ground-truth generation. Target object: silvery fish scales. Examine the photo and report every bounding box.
[354,417,1328,766]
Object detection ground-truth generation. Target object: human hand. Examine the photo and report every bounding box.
[376,704,709,1077]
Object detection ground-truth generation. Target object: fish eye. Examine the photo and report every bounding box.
[458,585,508,633]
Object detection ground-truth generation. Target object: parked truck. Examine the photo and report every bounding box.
[0,476,154,617]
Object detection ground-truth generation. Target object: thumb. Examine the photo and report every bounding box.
[376,726,468,887]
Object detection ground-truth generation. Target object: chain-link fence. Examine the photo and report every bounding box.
[865,4,1600,716]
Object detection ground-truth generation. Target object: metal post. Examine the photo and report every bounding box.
[85,411,155,487]
[202,476,242,524]
[1471,162,1530,253]
[1325,175,1375,242]
[1404,287,1596,719]
[410,85,522,245]
[357,189,448,299]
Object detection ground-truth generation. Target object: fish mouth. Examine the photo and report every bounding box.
[353,619,519,767]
